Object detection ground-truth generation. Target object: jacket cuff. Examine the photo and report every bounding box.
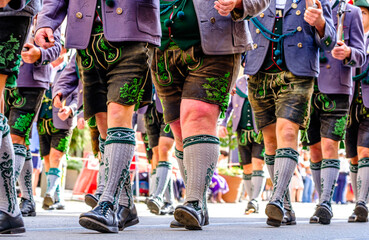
[231,1,253,22]
[343,48,358,67]
[315,24,334,50]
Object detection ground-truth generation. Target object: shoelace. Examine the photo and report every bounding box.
[100,202,111,217]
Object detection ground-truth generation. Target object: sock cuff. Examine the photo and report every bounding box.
[265,154,275,165]
[321,159,340,169]
[45,171,49,176]
[48,168,61,177]
[358,158,369,169]
[13,143,27,157]
[106,127,135,145]
[152,168,156,175]
[99,135,106,154]
[183,135,219,148]
[310,160,322,170]
[350,162,359,173]
[174,148,183,160]
[243,173,252,180]
[252,170,264,177]
[275,148,299,163]
[25,149,32,161]
[157,161,172,169]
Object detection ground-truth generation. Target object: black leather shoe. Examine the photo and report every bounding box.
[117,204,139,231]
[353,201,368,222]
[147,196,164,215]
[348,211,356,223]
[42,193,54,210]
[313,201,333,225]
[79,201,118,233]
[19,198,36,217]
[265,200,284,227]
[85,194,101,208]
[309,205,320,224]
[174,201,205,230]
[49,201,66,210]
[170,208,209,228]
[160,202,175,215]
[281,209,296,225]
[245,199,259,215]
[0,211,25,234]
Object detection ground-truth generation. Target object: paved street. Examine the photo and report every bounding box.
[3,197,369,240]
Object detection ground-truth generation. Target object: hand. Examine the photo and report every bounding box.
[0,0,10,8]
[214,0,242,17]
[53,93,63,108]
[218,126,229,138]
[34,27,55,49]
[77,118,86,130]
[230,86,236,96]
[304,0,326,37]
[332,41,351,61]
[21,43,41,64]
[58,106,72,121]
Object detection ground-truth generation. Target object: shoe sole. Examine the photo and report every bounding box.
[22,211,36,217]
[85,196,98,208]
[265,204,283,227]
[0,226,25,234]
[309,218,319,224]
[245,209,255,215]
[79,217,118,233]
[43,196,53,209]
[354,205,368,222]
[348,217,356,223]
[170,222,185,228]
[316,207,332,225]
[147,201,161,215]
[174,208,202,230]
[119,217,139,231]
[281,220,296,226]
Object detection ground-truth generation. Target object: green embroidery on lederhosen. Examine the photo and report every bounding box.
[10,88,26,108]
[55,136,71,152]
[78,49,94,70]
[0,34,20,69]
[203,162,215,211]
[47,120,60,134]
[0,152,17,213]
[38,120,46,135]
[181,48,203,71]
[95,34,121,65]
[120,78,145,108]
[155,53,173,86]
[202,72,231,119]
[317,93,336,112]
[12,113,34,132]
[333,115,348,137]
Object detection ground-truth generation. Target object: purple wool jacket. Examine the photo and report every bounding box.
[318,4,365,96]
[36,0,161,49]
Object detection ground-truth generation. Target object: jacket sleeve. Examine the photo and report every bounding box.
[35,26,62,66]
[67,85,79,117]
[52,54,79,101]
[221,97,233,127]
[314,0,337,51]
[231,0,270,22]
[35,0,68,33]
[343,7,366,68]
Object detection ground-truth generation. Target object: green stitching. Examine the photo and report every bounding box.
[0,152,17,213]
[202,72,231,118]
[318,93,336,112]
[120,78,144,104]
[333,115,347,137]
[55,136,71,152]
[155,54,173,86]
[203,162,215,211]
[96,36,121,64]
[38,120,46,135]
[12,113,34,132]
[78,49,94,70]
[0,34,20,69]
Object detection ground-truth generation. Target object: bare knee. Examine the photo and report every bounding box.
[309,142,322,163]
[243,164,252,174]
[11,134,25,145]
[321,138,339,159]
[358,147,369,159]
[107,102,134,128]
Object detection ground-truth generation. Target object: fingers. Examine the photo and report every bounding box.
[23,43,34,50]
[315,0,322,9]
[214,0,235,16]
[336,41,344,46]
[34,28,55,49]
[54,95,62,108]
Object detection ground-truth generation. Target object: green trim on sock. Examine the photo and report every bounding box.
[157,161,172,168]
[99,135,106,154]
[243,173,252,180]
[175,148,183,160]
[275,148,299,163]
[358,158,369,169]
[105,127,136,145]
[252,170,264,177]
[152,168,156,175]
[48,168,61,177]
[183,135,219,148]
[321,159,340,169]
[310,160,322,170]
[25,149,32,161]
[265,154,275,165]
[350,163,358,173]
[13,144,26,157]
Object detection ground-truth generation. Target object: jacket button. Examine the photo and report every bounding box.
[235,104,239,107]
[80,90,83,93]
[296,10,301,16]
[233,115,236,118]
[76,12,83,19]
[256,29,261,34]
[210,17,216,24]
[297,26,302,32]
[297,43,302,48]
[260,13,264,18]
[253,43,258,49]
[116,7,123,15]
[326,64,331,69]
